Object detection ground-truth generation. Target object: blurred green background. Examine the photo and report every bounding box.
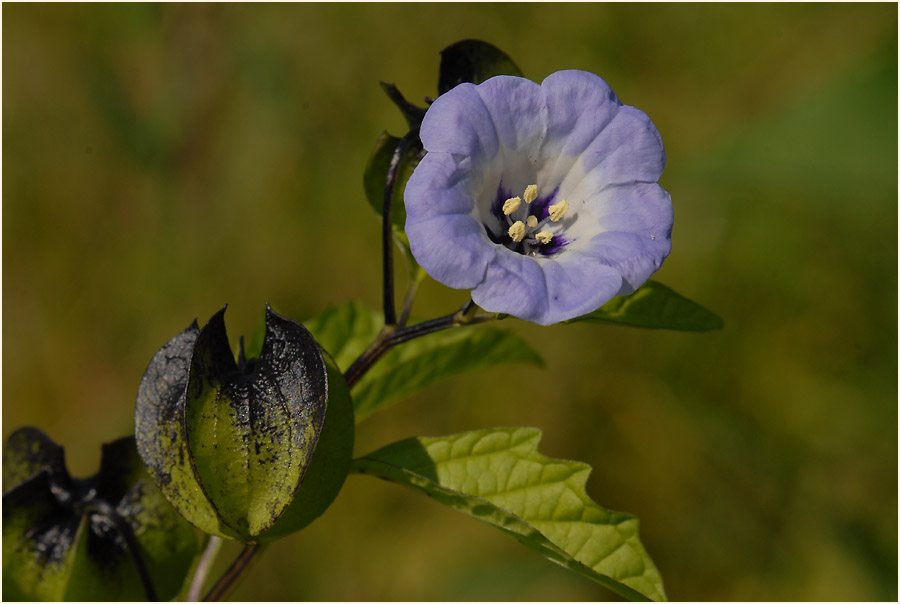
[4,3,897,601]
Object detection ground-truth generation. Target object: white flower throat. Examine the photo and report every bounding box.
[499,184,569,256]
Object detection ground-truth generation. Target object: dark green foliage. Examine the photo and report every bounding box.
[438,39,524,94]
[565,281,724,331]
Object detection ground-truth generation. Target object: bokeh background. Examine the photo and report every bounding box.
[4,4,897,601]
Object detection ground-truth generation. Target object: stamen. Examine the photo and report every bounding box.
[548,200,569,222]
[502,196,521,215]
[523,184,538,204]
[508,221,526,242]
[535,230,553,244]
[525,215,538,228]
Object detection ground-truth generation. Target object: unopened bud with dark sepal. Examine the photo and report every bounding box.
[134,304,354,543]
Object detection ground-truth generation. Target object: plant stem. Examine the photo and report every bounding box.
[342,327,394,389]
[343,298,492,389]
[202,543,262,602]
[381,129,420,327]
[187,535,223,601]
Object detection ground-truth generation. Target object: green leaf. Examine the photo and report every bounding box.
[565,281,723,331]
[304,300,382,373]
[354,327,543,422]
[352,427,666,602]
[306,301,544,422]
[438,39,524,95]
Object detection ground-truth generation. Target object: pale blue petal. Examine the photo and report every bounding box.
[579,105,666,187]
[471,250,549,323]
[592,182,674,237]
[405,151,496,289]
[405,152,475,220]
[419,83,499,159]
[407,212,493,290]
[540,253,623,325]
[541,70,622,159]
[472,76,547,153]
[580,230,672,295]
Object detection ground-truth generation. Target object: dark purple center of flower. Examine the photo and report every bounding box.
[485,184,569,257]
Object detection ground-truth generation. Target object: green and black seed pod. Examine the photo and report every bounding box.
[2,429,198,601]
[135,305,354,543]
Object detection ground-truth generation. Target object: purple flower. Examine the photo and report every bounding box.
[404,70,673,325]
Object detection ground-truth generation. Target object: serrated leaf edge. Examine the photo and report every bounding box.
[352,427,666,601]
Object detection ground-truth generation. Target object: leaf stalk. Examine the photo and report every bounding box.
[343,298,494,389]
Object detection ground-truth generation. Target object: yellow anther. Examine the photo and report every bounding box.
[523,184,538,204]
[502,196,521,216]
[548,200,569,222]
[508,221,526,242]
[525,215,539,228]
[535,230,554,244]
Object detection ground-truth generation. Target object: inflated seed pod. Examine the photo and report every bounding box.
[134,305,354,543]
[2,428,198,601]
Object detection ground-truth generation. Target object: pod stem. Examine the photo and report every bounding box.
[202,542,263,602]
[187,535,223,601]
